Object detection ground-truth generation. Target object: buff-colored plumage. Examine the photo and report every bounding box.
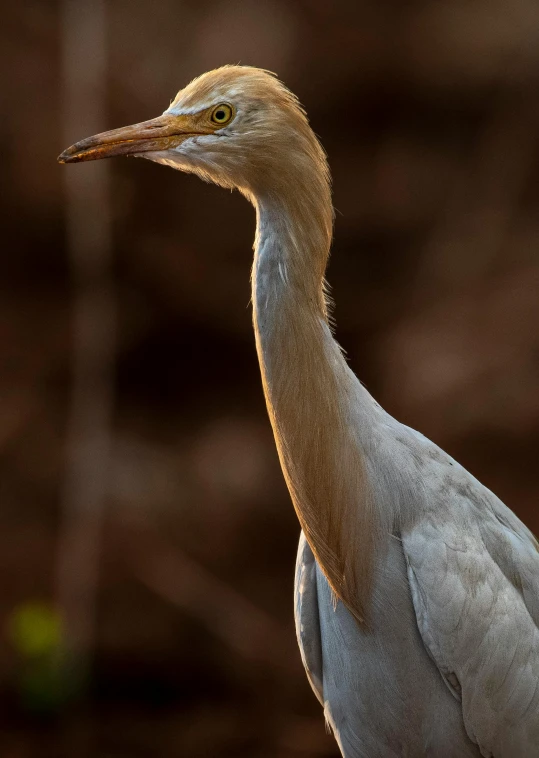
[59,66,539,757]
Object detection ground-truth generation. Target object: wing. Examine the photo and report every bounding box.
[294,530,324,705]
[401,456,539,758]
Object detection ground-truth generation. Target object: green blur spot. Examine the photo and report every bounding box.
[8,602,63,658]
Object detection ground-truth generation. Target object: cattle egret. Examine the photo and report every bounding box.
[59,66,539,757]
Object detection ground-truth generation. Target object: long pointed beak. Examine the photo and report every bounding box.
[57,113,204,164]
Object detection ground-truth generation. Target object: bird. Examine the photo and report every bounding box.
[58,66,539,757]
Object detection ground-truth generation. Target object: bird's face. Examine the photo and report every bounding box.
[58,66,315,198]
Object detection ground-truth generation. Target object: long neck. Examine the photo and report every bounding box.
[252,176,385,622]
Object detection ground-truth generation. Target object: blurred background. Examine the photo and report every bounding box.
[2,0,539,755]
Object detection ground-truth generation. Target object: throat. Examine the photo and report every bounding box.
[251,193,382,623]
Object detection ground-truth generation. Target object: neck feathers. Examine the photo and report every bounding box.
[251,142,385,623]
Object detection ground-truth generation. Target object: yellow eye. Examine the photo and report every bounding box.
[211,103,233,125]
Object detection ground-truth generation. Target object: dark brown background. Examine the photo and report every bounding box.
[2,1,539,756]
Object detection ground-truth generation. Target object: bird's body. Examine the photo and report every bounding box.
[59,66,539,757]
[296,422,539,757]
[296,535,477,757]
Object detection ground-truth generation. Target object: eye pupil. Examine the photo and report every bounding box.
[216,110,225,120]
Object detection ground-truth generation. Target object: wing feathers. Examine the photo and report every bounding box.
[403,470,539,757]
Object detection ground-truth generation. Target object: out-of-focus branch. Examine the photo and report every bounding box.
[55,0,114,669]
[119,519,298,673]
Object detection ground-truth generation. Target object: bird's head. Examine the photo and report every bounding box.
[58,65,328,204]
